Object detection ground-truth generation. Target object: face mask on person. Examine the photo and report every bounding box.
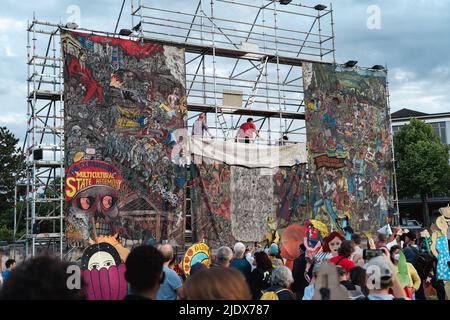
[393,253,399,261]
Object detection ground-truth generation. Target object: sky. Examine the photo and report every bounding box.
[0,0,449,141]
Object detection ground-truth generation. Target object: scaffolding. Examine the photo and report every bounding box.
[131,0,336,143]
[13,1,403,260]
[14,17,65,258]
[14,1,339,257]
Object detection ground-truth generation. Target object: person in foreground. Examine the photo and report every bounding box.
[124,245,165,300]
[0,255,85,300]
[184,266,251,300]
[363,254,408,300]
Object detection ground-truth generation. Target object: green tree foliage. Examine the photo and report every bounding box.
[0,127,25,241]
[394,118,450,226]
[0,127,24,215]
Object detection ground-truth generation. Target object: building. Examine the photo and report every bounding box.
[391,108,450,225]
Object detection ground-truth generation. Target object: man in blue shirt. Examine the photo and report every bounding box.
[157,244,183,300]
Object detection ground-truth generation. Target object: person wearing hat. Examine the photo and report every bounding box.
[364,255,407,300]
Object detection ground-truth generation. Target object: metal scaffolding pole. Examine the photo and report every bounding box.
[386,66,400,226]
[22,17,65,258]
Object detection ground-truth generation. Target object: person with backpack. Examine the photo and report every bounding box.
[249,251,273,299]
[260,266,295,300]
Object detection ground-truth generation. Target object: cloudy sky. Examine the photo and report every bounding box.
[1,0,449,141]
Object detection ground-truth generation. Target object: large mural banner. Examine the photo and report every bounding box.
[190,162,308,248]
[62,30,187,265]
[303,62,393,233]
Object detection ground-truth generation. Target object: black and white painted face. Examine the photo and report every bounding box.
[88,251,116,270]
[329,236,342,257]
[81,242,122,271]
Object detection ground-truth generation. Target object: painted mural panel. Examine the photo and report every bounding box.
[191,163,308,247]
[62,31,187,261]
[303,62,393,233]
[230,166,274,242]
[190,163,233,249]
[273,165,308,229]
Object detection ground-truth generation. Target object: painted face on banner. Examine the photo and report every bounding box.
[329,236,342,256]
[71,185,120,239]
[65,160,123,243]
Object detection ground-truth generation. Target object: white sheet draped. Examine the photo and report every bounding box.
[187,137,307,168]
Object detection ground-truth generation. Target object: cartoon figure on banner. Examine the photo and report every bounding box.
[168,87,181,110]
[65,160,123,245]
[81,240,128,300]
[339,216,353,240]
[431,206,450,281]
[334,170,348,211]
[67,50,103,105]
[313,171,340,229]
[280,224,305,270]
[265,217,280,246]
[303,219,327,256]
[183,242,211,277]
[374,187,391,226]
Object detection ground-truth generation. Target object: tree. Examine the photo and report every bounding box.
[0,127,25,241]
[394,118,450,227]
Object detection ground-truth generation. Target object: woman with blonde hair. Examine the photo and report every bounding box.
[184,267,251,300]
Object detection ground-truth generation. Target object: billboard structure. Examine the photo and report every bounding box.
[189,140,308,248]
[62,31,187,259]
[303,62,393,233]
[18,3,397,265]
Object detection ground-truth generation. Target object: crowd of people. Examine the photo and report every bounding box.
[0,226,447,300]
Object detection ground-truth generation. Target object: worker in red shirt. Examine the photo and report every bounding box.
[237,118,260,143]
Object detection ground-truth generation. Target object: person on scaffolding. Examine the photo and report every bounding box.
[236,118,260,143]
[192,112,213,138]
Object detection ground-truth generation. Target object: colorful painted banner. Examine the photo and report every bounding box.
[62,31,187,260]
[65,160,123,201]
[182,242,211,276]
[303,62,393,233]
[190,163,308,248]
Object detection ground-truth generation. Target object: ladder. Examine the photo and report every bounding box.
[244,56,269,110]
[216,108,231,140]
[216,57,268,140]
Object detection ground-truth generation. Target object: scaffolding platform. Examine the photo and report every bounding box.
[28,90,63,101]
[143,37,316,67]
[31,233,63,239]
[188,103,305,120]
[28,160,63,168]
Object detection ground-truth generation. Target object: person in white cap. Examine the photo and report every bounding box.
[364,253,408,300]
